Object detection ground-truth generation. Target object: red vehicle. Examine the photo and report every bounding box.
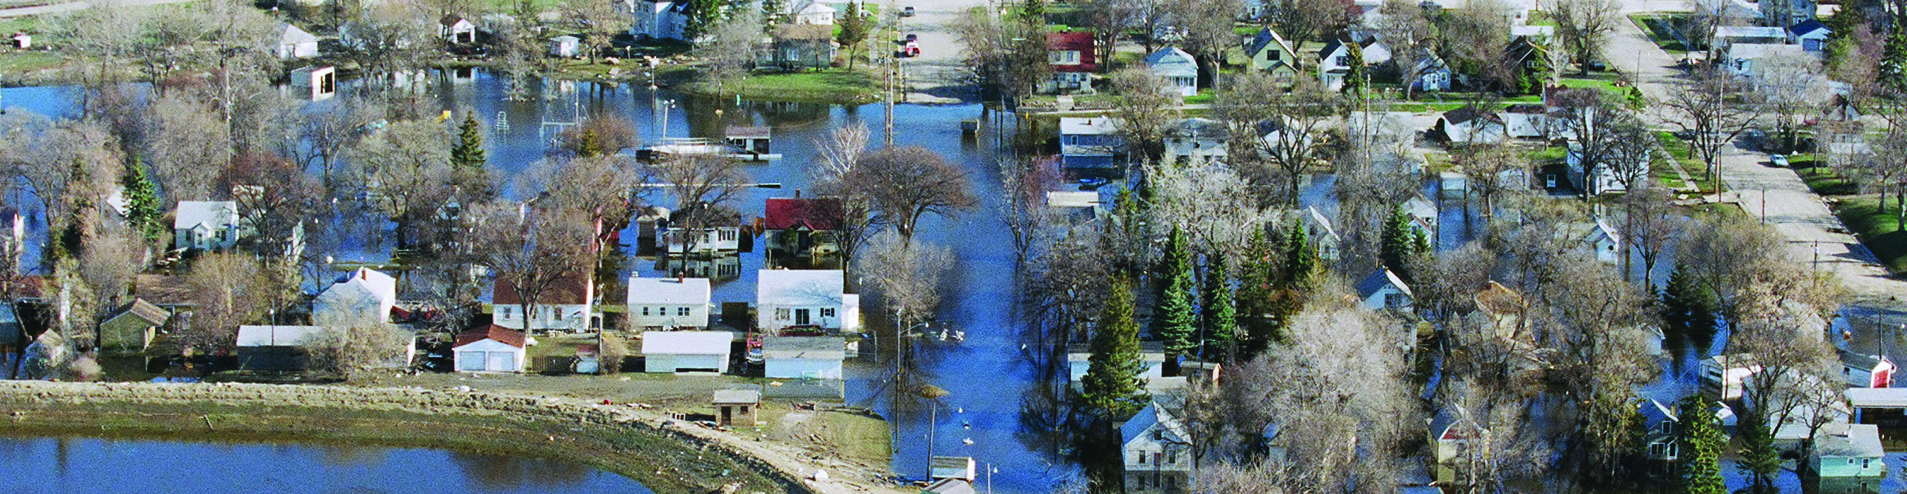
[901,41,920,57]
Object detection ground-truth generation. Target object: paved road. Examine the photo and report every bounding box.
[890,0,981,103]
[0,0,193,18]
[1606,10,1907,318]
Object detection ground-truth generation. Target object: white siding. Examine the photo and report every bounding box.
[766,358,843,379]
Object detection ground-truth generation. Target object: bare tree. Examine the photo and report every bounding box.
[1620,187,1682,286]
[1376,0,1436,100]
[340,2,437,91]
[849,146,977,245]
[1166,0,1243,91]
[1679,213,1789,336]
[1548,87,1630,198]
[696,8,763,96]
[1109,67,1180,162]
[347,119,455,247]
[1145,163,1275,257]
[1456,142,1528,232]
[1755,49,1830,153]
[471,203,596,335]
[1685,0,1749,59]
[1440,0,1515,90]
[810,124,882,268]
[1000,156,1062,265]
[1545,0,1619,75]
[1263,0,1353,50]
[218,152,322,261]
[1534,256,1656,477]
[1218,75,1339,206]
[560,0,626,62]
[182,252,276,353]
[856,231,954,325]
[302,322,413,379]
[1659,66,1762,181]
[300,95,381,188]
[953,8,1049,103]
[552,115,642,159]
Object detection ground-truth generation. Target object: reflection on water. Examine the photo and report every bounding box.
[0,436,649,494]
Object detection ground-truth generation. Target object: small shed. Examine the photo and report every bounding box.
[548,35,581,57]
[236,325,328,371]
[763,335,846,379]
[641,330,733,373]
[274,23,319,60]
[725,126,771,154]
[99,299,169,353]
[1846,388,1907,425]
[923,479,978,494]
[930,456,976,481]
[440,15,477,44]
[453,325,528,373]
[290,66,337,101]
[10,32,28,49]
[712,388,761,426]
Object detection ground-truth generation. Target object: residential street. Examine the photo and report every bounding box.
[1607,9,1907,325]
[891,0,983,103]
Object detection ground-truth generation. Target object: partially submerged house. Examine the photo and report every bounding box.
[625,275,712,330]
[763,197,843,267]
[1812,423,1885,480]
[1701,353,1760,400]
[99,299,168,354]
[453,325,527,372]
[548,35,580,58]
[439,15,477,44]
[1639,399,1681,475]
[289,65,336,101]
[1356,268,1413,312]
[1163,118,1227,166]
[1839,350,1896,388]
[757,269,858,332]
[762,335,846,379]
[641,330,733,374]
[1059,116,1121,171]
[1068,341,1166,383]
[1301,206,1342,263]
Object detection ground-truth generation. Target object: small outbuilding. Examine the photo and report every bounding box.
[273,23,319,60]
[548,35,581,57]
[290,65,337,101]
[712,388,760,426]
[1812,423,1885,479]
[235,325,327,371]
[99,299,168,353]
[453,325,528,373]
[641,330,733,374]
[440,15,477,44]
[725,126,771,154]
[763,335,846,379]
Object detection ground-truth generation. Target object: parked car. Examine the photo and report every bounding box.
[901,41,920,57]
[905,33,918,42]
[1770,154,1790,168]
[901,6,915,16]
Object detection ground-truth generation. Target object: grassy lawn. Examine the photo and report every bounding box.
[1527,144,1566,164]
[1654,132,1721,193]
[1833,196,1907,274]
[1185,91,1214,105]
[657,66,881,105]
[1794,156,1862,196]
[1629,14,1690,54]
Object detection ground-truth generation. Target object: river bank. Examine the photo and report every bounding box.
[0,381,910,494]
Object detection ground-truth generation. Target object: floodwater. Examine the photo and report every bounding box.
[0,435,652,494]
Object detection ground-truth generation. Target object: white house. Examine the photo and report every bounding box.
[549,35,580,57]
[632,0,690,41]
[1403,194,1437,244]
[1438,108,1507,144]
[1583,217,1623,264]
[1502,104,1552,139]
[625,275,712,330]
[173,201,244,252]
[1714,26,1790,48]
[1700,353,1761,400]
[273,23,319,60]
[641,330,733,373]
[1068,341,1166,383]
[1565,140,1650,195]
[762,335,846,379]
[757,269,859,333]
[1812,423,1885,479]
[1724,43,1810,78]
[1840,350,1897,388]
[1144,47,1199,97]
[493,272,594,333]
[792,1,835,25]
[1301,206,1342,263]
[312,268,398,326]
[1790,20,1830,52]
[440,15,477,44]
[453,325,527,372]
[1122,400,1192,493]
[1356,268,1412,312]
[1315,36,1390,91]
[1163,118,1227,166]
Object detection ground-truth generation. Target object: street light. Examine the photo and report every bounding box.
[917,383,950,479]
[658,99,677,139]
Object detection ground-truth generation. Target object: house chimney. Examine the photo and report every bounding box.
[795,189,801,199]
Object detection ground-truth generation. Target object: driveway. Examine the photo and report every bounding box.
[889,0,986,103]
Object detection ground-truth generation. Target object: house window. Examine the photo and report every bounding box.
[1048,50,1080,65]
[1167,450,1177,464]
[499,306,512,319]
[1384,293,1403,308]
[677,306,690,316]
[642,307,650,316]
[1137,453,1145,465]
[775,308,791,320]
[1267,51,1279,61]
[821,307,835,317]
[1336,55,1349,66]
[722,229,737,241]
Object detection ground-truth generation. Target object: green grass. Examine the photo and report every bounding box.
[1528,145,1566,164]
[1833,196,1907,274]
[1795,156,1862,196]
[658,66,881,105]
[1629,14,1690,54]
[1654,131,1721,193]
[1185,91,1214,105]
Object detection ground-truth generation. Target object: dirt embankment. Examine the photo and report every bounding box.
[0,381,910,494]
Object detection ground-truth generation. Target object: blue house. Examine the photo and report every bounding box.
[1059,116,1122,171]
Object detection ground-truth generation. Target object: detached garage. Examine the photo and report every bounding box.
[454,325,527,373]
[642,330,733,374]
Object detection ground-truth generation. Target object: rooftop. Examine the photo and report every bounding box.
[1059,116,1119,136]
[626,276,712,305]
[1814,423,1884,458]
[762,335,846,360]
[641,330,734,355]
[757,269,845,306]
[764,197,843,231]
[454,325,526,348]
[236,325,327,347]
[712,388,761,404]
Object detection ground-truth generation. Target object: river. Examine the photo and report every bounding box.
[0,435,652,494]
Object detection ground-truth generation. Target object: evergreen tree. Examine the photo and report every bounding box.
[684,0,723,40]
[1082,278,1148,417]
[1282,220,1314,286]
[1661,264,1718,344]
[1343,41,1367,96]
[1676,397,1728,494]
[1154,226,1198,364]
[760,0,784,27]
[837,2,870,70]
[1886,21,1907,91]
[1235,226,1279,357]
[1199,254,1236,361]
[1380,205,1415,281]
[120,160,165,245]
[1736,408,1780,491]
[451,113,487,171]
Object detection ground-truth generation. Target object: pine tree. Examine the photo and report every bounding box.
[1676,397,1728,494]
[1082,278,1148,417]
[1380,205,1415,281]
[1736,408,1780,490]
[837,2,870,70]
[1282,220,1314,287]
[1235,227,1279,357]
[1343,41,1367,96]
[1661,264,1718,344]
[1154,226,1198,364]
[120,160,165,245]
[1199,254,1236,361]
[1885,21,1907,91]
[451,113,486,171]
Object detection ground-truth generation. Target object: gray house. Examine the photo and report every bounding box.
[1145,47,1198,97]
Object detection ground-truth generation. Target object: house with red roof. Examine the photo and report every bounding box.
[453,325,527,372]
[1044,32,1096,94]
[764,196,843,268]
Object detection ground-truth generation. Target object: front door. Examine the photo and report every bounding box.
[795,309,811,326]
[720,406,732,424]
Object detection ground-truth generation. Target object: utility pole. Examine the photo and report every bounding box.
[884,0,899,146]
